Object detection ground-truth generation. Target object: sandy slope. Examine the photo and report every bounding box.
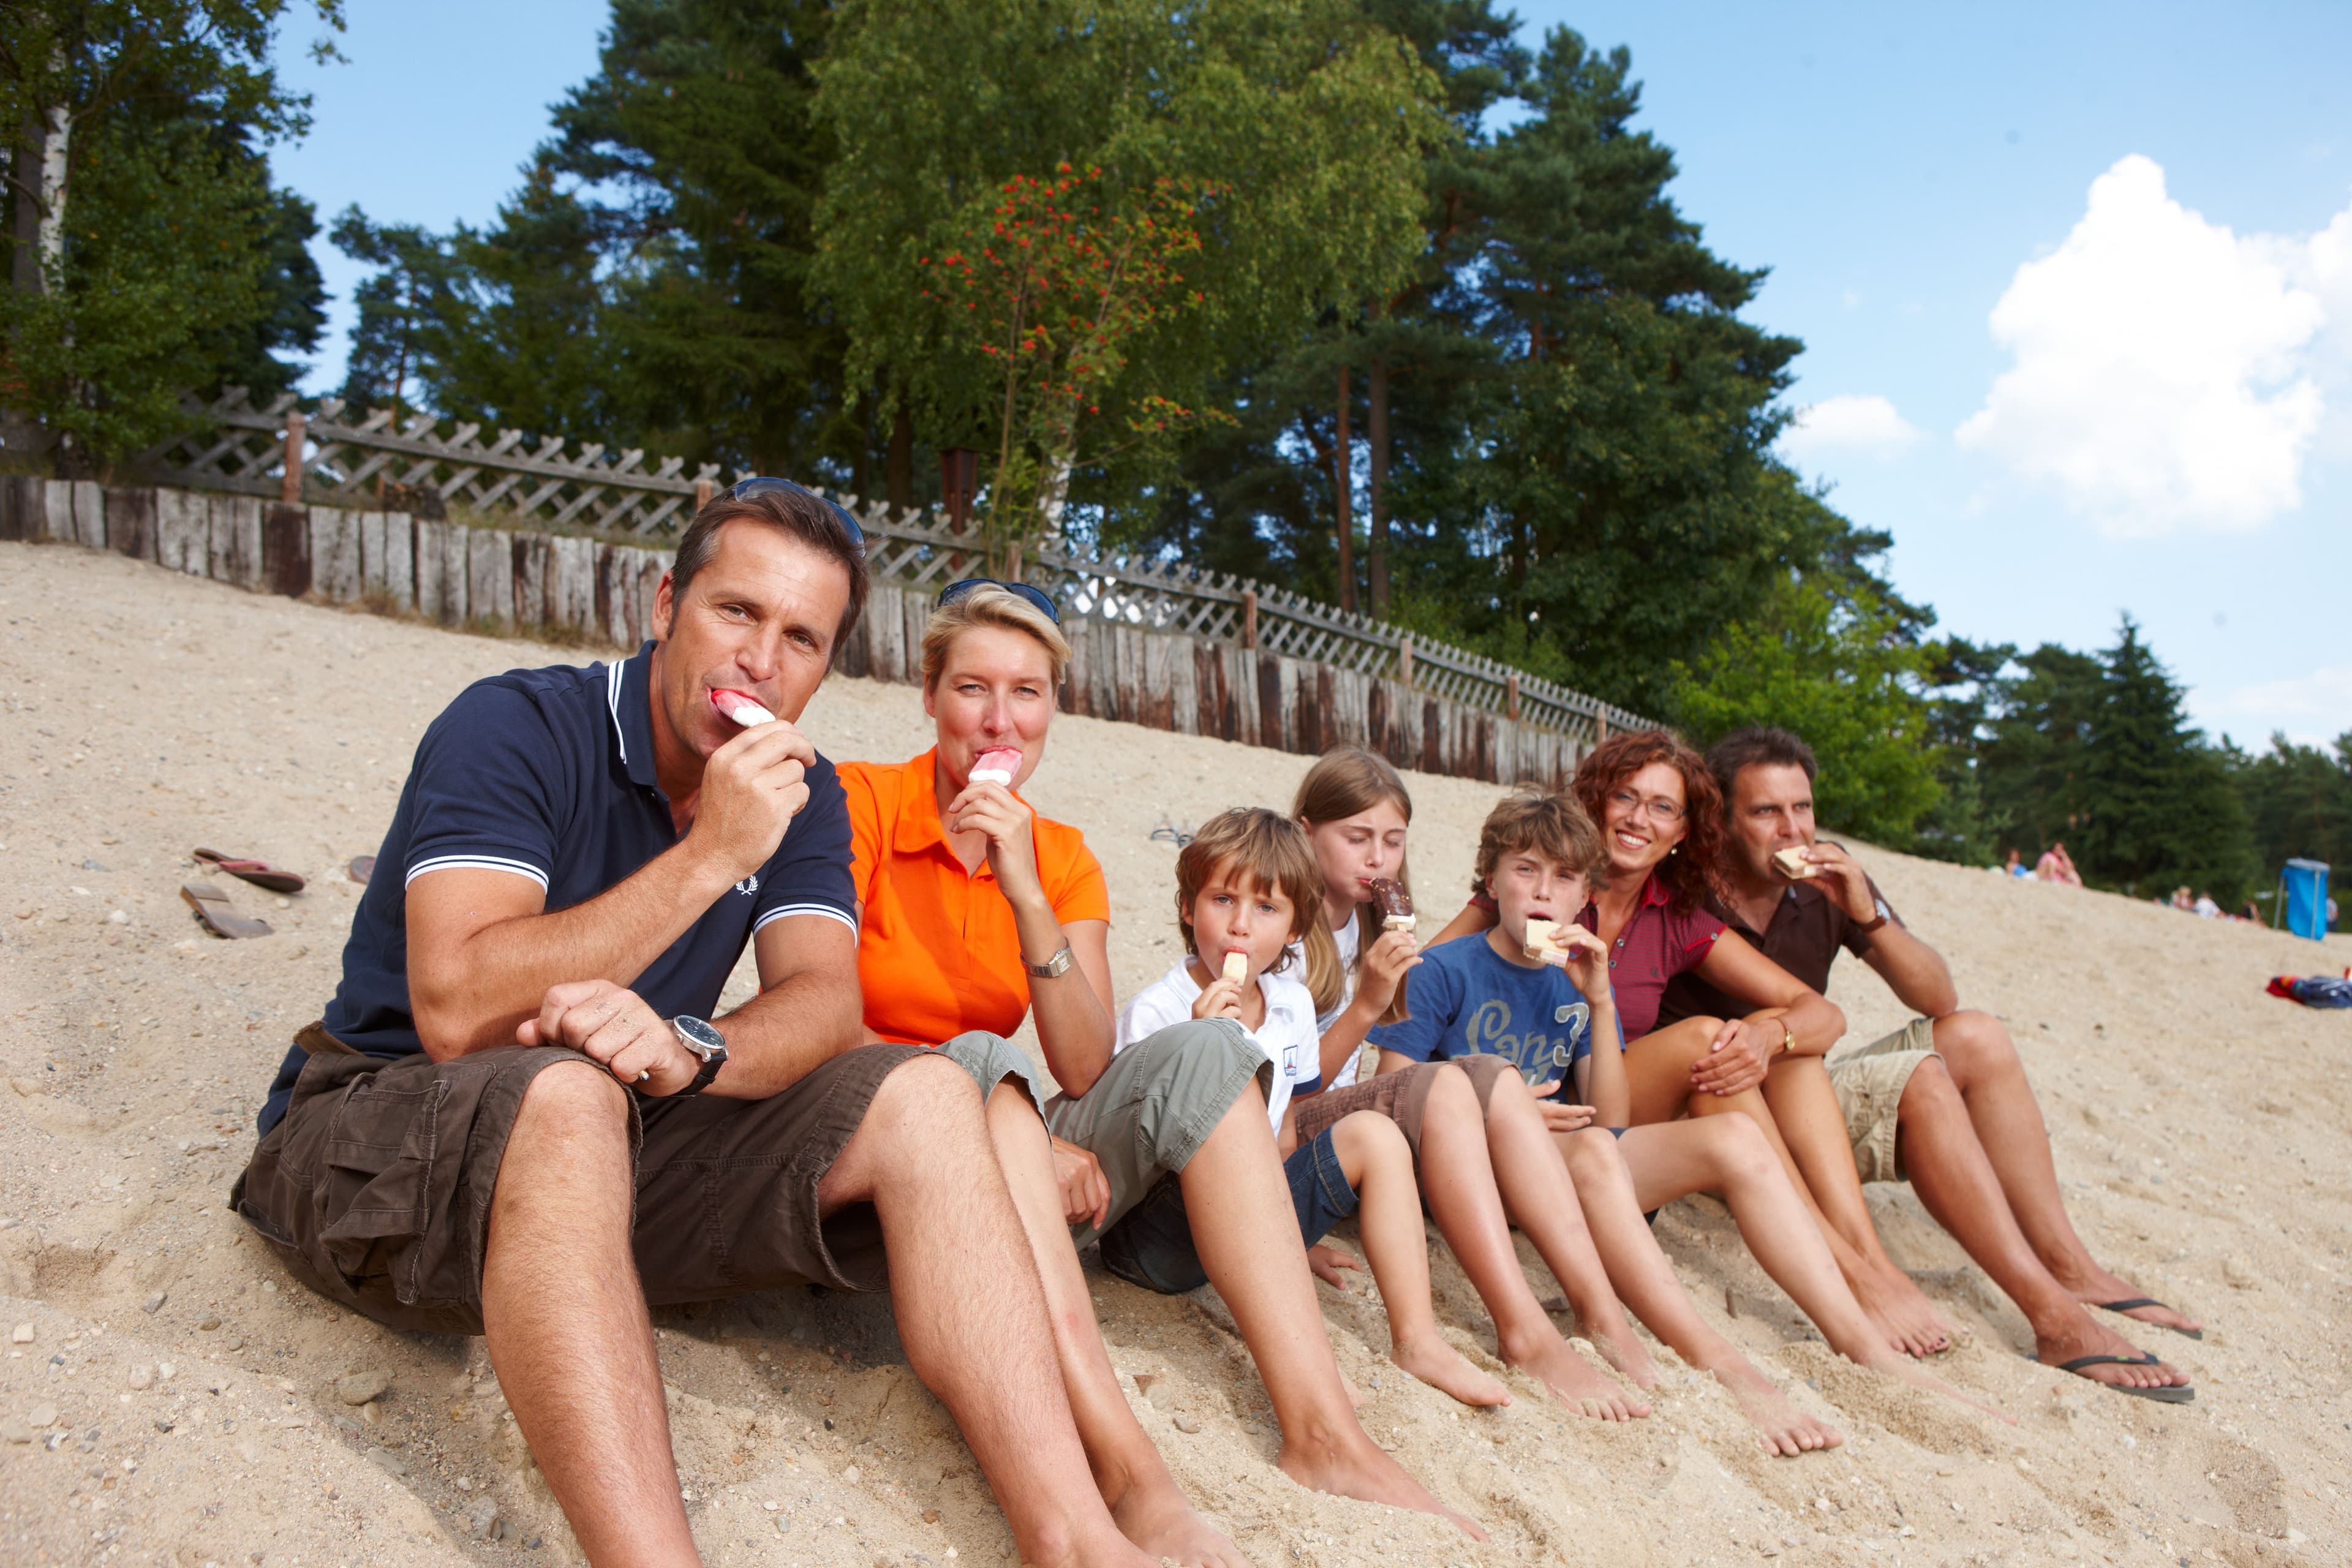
[3,538,2350,1568]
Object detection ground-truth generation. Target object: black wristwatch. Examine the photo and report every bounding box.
[665,1015,728,1096]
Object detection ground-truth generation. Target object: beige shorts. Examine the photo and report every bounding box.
[1824,1017,1937,1184]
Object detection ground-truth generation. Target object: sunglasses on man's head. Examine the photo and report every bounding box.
[936,577,1061,624]
[726,476,865,552]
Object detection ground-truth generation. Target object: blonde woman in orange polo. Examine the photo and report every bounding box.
[839,581,1474,1543]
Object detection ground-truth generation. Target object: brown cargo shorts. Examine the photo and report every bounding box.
[1289,1055,1517,1158]
[232,1038,927,1336]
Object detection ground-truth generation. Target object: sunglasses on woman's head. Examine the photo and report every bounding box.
[726,476,865,552]
[936,577,1061,624]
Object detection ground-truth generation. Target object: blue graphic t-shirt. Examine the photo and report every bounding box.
[1368,932,1621,1099]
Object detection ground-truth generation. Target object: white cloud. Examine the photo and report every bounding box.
[1781,394,1922,463]
[2203,664,2352,745]
[1958,154,2339,536]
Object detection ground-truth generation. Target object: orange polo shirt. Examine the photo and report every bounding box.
[839,748,1111,1046]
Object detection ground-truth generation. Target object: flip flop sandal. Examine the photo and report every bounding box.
[181,881,273,940]
[2049,1352,2195,1403]
[2094,1297,2203,1340]
[192,848,306,895]
[347,855,376,886]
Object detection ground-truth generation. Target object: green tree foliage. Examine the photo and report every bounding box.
[0,1,337,462]
[813,0,1448,515]
[2230,736,2352,923]
[1668,576,1941,846]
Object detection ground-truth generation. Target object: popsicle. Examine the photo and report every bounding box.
[712,688,775,728]
[1367,875,1415,933]
[1220,950,1249,985]
[970,747,1023,786]
[1773,846,1816,880]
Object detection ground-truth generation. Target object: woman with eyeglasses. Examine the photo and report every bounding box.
[836,578,1471,1546]
[1430,730,1969,1365]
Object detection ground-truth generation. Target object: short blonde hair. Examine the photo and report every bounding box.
[920,583,1072,688]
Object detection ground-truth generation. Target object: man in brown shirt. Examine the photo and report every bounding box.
[1660,728,2198,1402]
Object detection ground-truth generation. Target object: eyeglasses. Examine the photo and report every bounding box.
[726,476,865,553]
[937,577,1061,625]
[1608,788,1685,825]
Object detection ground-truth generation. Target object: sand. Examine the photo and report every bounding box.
[4,537,2350,1568]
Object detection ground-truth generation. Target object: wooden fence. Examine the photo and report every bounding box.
[2,477,1620,786]
[132,390,1654,748]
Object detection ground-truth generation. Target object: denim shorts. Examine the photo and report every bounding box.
[1097,1128,1359,1295]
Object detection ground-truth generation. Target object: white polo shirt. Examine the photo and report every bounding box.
[1116,959,1318,1132]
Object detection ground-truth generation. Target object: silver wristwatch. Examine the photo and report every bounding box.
[1023,946,1074,979]
[668,1015,728,1096]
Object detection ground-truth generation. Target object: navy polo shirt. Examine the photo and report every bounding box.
[258,642,858,1134]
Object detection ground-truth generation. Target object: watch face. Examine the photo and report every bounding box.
[674,1016,726,1057]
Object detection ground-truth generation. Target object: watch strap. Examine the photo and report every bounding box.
[1024,945,1074,979]
[675,1050,725,1097]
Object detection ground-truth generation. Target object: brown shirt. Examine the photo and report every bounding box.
[1657,866,1898,1026]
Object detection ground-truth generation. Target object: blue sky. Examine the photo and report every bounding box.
[269,1,2352,746]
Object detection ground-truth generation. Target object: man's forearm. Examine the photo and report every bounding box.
[414,840,741,1057]
[711,968,867,1098]
[1866,926,1959,1017]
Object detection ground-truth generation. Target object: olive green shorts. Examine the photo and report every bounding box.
[1824,1017,1938,1183]
[1043,1018,1272,1250]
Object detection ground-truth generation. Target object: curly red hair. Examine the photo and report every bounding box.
[1572,729,1726,913]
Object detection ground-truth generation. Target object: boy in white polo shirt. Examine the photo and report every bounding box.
[1109,808,1550,1409]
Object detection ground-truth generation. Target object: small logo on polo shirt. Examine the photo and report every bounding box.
[734,874,760,897]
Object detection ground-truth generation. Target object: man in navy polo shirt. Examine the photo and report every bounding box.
[233,485,1169,1568]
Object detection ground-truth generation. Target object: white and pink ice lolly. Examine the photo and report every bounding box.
[712,688,775,728]
[970,747,1023,786]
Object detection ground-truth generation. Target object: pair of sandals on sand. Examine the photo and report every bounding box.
[180,848,377,939]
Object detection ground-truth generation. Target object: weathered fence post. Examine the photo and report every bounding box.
[1242,589,1257,650]
[693,477,714,512]
[1506,673,1520,721]
[280,409,306,505]
[1597,711,1610,745]
[1397,635,1414,688]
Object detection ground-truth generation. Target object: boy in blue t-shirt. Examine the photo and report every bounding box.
[1370,823,1625,1125]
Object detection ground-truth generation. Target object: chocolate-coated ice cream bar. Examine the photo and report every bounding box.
[1368,876,1414,932]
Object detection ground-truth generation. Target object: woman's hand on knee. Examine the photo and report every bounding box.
[1050,1135,1110,1229]
[1526,1080,1596,1133]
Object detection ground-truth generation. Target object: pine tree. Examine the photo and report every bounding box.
[2075,616,2253,900]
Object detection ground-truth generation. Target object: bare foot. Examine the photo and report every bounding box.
[1277,1427,1487,1541]
[2061,1263,2204,1336]
[1109,1471,1251,1568]
[1499,1329,1649,1420]
[1708,1360,1844,1457]
[2035,1311,2191,1394]
[1392,1328,1511,1408]
[1850,1262,1954,1357]
[1580,1314,1661,1390]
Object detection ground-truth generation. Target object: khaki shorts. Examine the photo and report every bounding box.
[1825,1017,1938,1183]
[934,1030,1049,1120]
[1044,1018,1270,1250]
[1289,1055,1518,1158]
[233,1038,927,1335]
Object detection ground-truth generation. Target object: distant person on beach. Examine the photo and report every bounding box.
[1665,726,2196,1399]
[233,484,1184,1567]
[2034,842,2082,886]
[839,581,1472,1539]
[2171,886,2196,912]
[2002,848,2030,878]
[2194,891,2221,919]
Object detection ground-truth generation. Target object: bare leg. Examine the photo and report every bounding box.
[1759,1054,1956,1355]
[1325,1109,1512,1409]
[1430,1069,1653,1412]
[1551,1125,1842,1455]
[820,1054,1156,1568]
[1894,1060,2186,1391]
[982,1085,1247,1566]
[1612,1116,2010,1424]
[1626,1019,1948,1356]
[1180,1085,1485,1540]
[482,1063,700,1567]
[1933,1012,2200,1335]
